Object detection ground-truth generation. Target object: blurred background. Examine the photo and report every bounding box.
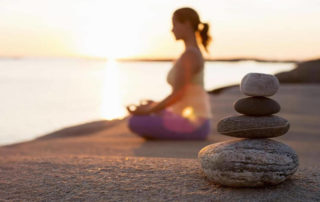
[0,0,319,145]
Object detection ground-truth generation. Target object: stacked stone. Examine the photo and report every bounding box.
[198,73,299,187]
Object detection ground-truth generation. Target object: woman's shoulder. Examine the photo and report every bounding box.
[178,47,204,70]
[184,47,202,56]
[181,47,203,61]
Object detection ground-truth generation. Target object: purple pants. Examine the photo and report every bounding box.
[128,109,211,140]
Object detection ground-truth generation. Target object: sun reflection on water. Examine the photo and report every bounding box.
[101,59,128,120]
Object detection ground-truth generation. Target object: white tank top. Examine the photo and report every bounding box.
[166,50,212,121]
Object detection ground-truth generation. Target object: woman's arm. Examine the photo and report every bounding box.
[147,88,186,113]
[129,50,200,115]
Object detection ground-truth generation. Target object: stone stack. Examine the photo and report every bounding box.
[198,73,299,187]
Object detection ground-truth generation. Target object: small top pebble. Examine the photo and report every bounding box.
[240,73,280,96]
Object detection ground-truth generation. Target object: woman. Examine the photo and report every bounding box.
[126,7,212,140]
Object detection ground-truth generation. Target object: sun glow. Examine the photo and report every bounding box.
[74,1,147,59]
[101,59,128,120]
[182,106,197,122]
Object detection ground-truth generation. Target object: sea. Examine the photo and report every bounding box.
[0,58,295,145]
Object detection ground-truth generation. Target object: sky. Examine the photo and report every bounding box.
[0,0,320,60]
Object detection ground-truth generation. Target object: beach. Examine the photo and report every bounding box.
[1,84,320,201]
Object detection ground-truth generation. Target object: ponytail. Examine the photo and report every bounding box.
[199,22,211,53]
[173,8,212,52]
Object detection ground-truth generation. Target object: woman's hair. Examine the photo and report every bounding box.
[173,7,212,52]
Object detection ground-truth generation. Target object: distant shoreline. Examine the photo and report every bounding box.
[0,56,299,63]
[117,58,298,63]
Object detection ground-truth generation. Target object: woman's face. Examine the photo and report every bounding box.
[171,16,188,40]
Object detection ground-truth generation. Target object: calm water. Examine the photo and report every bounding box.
[0,58,295,145]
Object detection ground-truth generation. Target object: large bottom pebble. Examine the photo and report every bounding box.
[198,139,299,187]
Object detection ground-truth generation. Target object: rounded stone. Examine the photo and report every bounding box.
[234,97,281,116]
[198,139,299,187]
[217,115,289,138]
[240,73,280,96]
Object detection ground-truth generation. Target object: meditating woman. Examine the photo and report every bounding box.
[126,7,212,140]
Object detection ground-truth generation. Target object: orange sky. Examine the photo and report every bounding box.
[0,0,320,60]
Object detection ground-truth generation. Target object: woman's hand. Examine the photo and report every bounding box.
[126,100,157,115]
[139,99,155,106]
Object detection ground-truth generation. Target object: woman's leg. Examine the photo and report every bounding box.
[128,110,211,140]
[128,112,175,139]
[182,119,211,140]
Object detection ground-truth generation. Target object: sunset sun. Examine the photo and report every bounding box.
[74,1,146,59]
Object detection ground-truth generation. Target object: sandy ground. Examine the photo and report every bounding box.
[0,84,319,201]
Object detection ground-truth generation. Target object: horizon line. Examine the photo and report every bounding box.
[1,55,318,63]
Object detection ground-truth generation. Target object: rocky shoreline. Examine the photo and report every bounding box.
[208,58,320,95]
